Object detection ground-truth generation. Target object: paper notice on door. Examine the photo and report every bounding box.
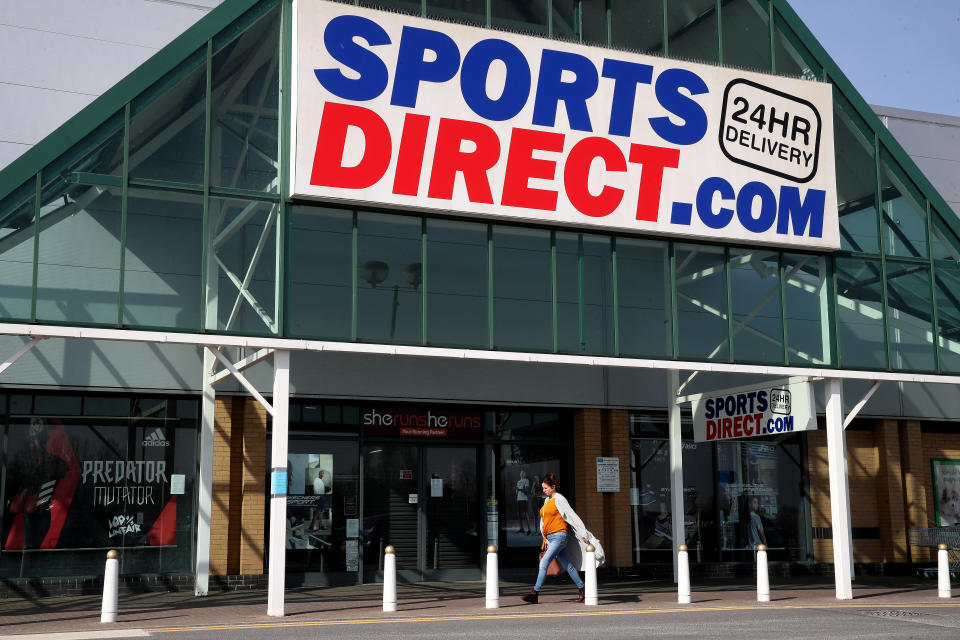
[346,518,359,538]
[408,494,419,504]
[431,477,443,497]
[346,540,359,571]
[170,474,185,495]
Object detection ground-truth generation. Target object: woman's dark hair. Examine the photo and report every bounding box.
[542,472,560,490]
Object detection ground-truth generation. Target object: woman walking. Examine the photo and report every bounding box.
[522,472,603,604]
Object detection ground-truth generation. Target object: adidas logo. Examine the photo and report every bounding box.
[142,428,170,447]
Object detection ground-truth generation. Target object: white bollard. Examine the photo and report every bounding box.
[584,544,598,605]
[939,543,951,599]
[677,544,691,604]
[756,544,770,602]
[383,545,397,613]
[485,545,499,608]
[100,549,119,623]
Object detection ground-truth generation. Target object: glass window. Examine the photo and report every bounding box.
[427,0,486,25]
[886,263,935,372]
[359,0,420,15]
[580,0,608,45]
[552,0,576,39]
[0,180,36,321]
[582,235,614,354]
[834,95,879,254]
[287,206,353,340]
[722,0,770,72]
[835,257,886,369]
[676,244,728,360]
[357,212,422,345]
[611,0,662,53]
[129,51,206,185]
[931,212,960,262]
[35,182,121,325]
[492,0,548,35]
[879,148,928,259]
[782,253,830,366]
[486,410,563,441]
[617,237,669,358]
[427,218,488,348]
[283,439,359,584]
[729,248,782,364]
[0,406,198,578]
[43,111,125,181]
[211,5,280,193]
[935,261,960,373]
[207,197,279,334]
[123,188,203,329]
[492,226,552,352]
[772,11,821,80]
[667,0,718,63]
[556,231,580,352]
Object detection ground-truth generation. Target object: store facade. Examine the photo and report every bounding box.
[0,0,959,610]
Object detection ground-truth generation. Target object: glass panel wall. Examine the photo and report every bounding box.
[357,212,422,344]
[123,189,203,329]
[617,238,669,358]
[0,181,36,321]
[492,226,551,352]
[885,264,935,372]
[610,0,662,53]
[552,0,576,39]
[935,261,960,373]
[579,0,608,45]
[667,0,718,63]
[427,0,486,25]
[582,235,614,354]
[729,248,781,364]
[782,253,830,366]
[427,219,488,348]
[287,206,353,340]
[676,244,727,360]
[722,0,770,72]
[879,148,928,259]
[211,5,280,193]
[772,10,821,80]
[835,257,886,369]
[556,231,580,352]
[129,52,207,186]
[492,0,549,35]
[833,95,879,254]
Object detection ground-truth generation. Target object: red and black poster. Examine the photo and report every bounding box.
[2,419,179,551]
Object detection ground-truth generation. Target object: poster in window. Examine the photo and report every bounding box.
[2,419,179,551]
[932,459,960,526]
[286,453,334,549]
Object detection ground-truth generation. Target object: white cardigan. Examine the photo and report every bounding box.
[538,492,606,570]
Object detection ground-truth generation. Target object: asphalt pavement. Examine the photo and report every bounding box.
[2,576,959,639]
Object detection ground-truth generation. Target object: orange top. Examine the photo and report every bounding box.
[540,497,567,538]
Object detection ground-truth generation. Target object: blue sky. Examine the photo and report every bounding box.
[790,0,960,117]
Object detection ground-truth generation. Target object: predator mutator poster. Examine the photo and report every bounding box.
[2,418,178,550]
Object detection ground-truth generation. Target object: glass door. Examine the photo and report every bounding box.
[363,445,480,582]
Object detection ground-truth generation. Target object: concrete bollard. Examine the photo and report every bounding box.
[383,545,397,612]
[756,544,770,602]
[485,545,499,608]
[584,543,598,605]
[100,549,119,623]
[939,543,951,599]
[677,544,691,604]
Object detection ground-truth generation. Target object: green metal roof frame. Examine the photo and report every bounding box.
[0,0,262,200]
[0,0,958,244]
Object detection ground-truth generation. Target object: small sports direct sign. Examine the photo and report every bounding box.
[689,377,817,443]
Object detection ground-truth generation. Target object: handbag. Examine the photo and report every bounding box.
[538,550,562,576]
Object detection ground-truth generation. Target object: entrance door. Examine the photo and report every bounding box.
[363,445,480,582]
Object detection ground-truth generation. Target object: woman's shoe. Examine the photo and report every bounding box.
[521,590,539,604]
[575,587,585,603]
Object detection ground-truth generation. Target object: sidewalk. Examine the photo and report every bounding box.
[0,576,953,636]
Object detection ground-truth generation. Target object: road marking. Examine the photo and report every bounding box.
[0,631,150,640]
[147,601,960,633]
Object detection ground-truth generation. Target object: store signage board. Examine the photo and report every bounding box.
[689,377,817,443]
[291,0,839,250]
[362,407,482,438]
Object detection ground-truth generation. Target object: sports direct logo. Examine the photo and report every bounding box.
[292,2,839,250]
[142,428,170,447]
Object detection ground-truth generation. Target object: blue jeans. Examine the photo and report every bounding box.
[535,532,584,591]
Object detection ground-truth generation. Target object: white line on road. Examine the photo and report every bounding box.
[0,630,150,640]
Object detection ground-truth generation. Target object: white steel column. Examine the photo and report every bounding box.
[825,378,853,599]
[668,369,685,583]
[267,349,291,617]
[194,348,217,595]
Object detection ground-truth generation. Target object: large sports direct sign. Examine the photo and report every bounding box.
[291,1,839,250]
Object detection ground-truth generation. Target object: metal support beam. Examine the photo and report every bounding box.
[0,337,44,377]
[843,381,882,430]
[825,378,853,599]
[209,346,274,416]
[668,369,685,583]
[194,348,216,596]
[210,347,275,385]
[267,349,290,617]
